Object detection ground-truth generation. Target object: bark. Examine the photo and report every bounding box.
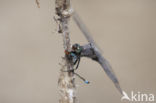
[55,0,76,103]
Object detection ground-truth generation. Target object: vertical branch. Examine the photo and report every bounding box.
[55,0,76,103]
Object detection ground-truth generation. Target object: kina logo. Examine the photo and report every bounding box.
[121,91,155,102]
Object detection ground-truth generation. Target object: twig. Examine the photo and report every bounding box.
[35,0,40,8]
[55,0,76,103]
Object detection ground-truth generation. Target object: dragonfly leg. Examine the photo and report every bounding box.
[74,57,80,70]
[61,57,80,72]
[74,72,90,84]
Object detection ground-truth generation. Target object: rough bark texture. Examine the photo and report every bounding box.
[55,0,76,103]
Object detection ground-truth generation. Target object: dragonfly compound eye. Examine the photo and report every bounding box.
[72,44,82,54]
[72,43,79,50]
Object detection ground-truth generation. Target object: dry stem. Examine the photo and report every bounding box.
[55,0,76,103]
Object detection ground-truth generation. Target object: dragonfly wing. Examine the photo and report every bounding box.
[72,11,103,54]
[73,11,123,95]
[95,49,123,95]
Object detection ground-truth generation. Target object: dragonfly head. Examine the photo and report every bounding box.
[72,43,82,54]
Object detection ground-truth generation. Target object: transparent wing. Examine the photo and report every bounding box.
[72,11,103,54]
[95,49,123,95]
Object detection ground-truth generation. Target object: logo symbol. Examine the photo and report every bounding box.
[121,91,130,101]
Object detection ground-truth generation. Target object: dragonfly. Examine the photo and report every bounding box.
[65,11,123,95]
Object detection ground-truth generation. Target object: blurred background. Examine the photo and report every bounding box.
[0,0,156,103]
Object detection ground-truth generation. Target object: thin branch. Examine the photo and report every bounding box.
[55,0,76,103]
[35,0,40,8]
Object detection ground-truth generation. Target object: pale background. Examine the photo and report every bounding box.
[0,0,156,103]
